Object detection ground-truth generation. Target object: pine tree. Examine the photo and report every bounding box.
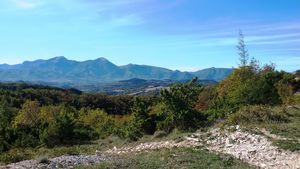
[237,31,249,67]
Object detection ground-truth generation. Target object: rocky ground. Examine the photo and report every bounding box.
[1,126,300,169]
[1,155,108,169]
[197,126,300,169]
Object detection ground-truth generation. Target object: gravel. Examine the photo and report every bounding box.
[2,125,300,169]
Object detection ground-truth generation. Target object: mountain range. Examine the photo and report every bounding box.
[0,56,233,86]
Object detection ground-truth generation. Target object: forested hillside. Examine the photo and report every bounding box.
[0,61,299,163]
[0,34,299,167]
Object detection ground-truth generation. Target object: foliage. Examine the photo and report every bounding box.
[13,100,41,128]
[237,31,249,67]
[275,73,298,105]
[195,85,217,111]
[0,101,15,152]
[226,105,289,125]
[158,78,205,132]
[273,139,300,152]
[212,64,298,122]
[123,97,155,141]
[229,105,300,152]
[78,108,115,139]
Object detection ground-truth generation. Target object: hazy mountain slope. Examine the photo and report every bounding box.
[192,67,233,81]
[0,57,233,84]
[119,64,193,80]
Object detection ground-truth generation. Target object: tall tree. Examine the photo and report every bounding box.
[237,31,249,67]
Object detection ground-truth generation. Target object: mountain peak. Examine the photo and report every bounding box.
[95,57,108,61]
[50,56,67,61]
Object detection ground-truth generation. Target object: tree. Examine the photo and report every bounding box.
[78,108,114,139]
[40,105,90,147]
[13,100,41,128]
[12,100,41,148]
[195,86,217,111]
[237,31,249,67]
[0,101,13,152]
[275,73,296,104]
[158,78,204,132]
[123,97,153,140]
[216,65,283,110]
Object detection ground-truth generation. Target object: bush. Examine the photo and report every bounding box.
[158,78,206,132]
[123,97,155,141]
[217,67,282,107]
[40,105,91,147]
[292,93,300,104]
[275,73,298,105]
[0,101,14,152]
[78,108,115,139]
[203,97,238,122]
[195,86,217,111]
[226,105,289,125]
[0,148,34,164]
[211,65,298,122]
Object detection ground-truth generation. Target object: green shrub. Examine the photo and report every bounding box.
[158,78,206,132]
[0,101,14,152]
[226,105,289,125]
[122,97,155,141]
[293,93,300,104]
[275,77,294,105]
[203,97,238,122]
[0,148,34,164]
[78,108,115,139]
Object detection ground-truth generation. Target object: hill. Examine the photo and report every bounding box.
[76,78,217,95]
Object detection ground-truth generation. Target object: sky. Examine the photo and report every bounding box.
[0,0,299,71]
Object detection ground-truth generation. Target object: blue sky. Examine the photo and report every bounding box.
[0,0,299,71]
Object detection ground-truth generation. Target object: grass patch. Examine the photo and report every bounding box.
[265,106,300,140]
[226,105,300,152]
[226,105,289,125]
[273,139,300,152]
[0,130,190,165]
[75,148,253,169]
[0,136,127,165]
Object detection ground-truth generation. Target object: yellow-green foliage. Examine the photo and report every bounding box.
[13,100,41,128]
[40,105,62,123]
[226,105,289,125]
[217,67,277,106]
[78,108,115,138]
[275,73,298,105]
[293,93,300,104]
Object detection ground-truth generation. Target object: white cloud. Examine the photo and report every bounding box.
[12,0,41,9]
[109,14,143,27]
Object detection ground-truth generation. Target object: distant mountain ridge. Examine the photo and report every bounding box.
[0,56,233,85]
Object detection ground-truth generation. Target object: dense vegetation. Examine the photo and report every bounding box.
[0,32,299,164]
